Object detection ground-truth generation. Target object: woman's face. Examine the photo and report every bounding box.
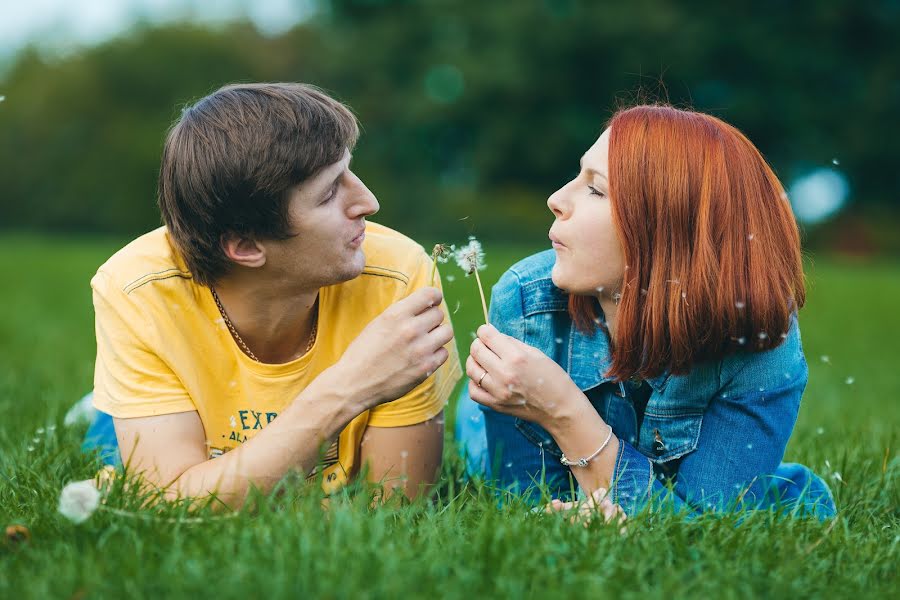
[547,128,625,296]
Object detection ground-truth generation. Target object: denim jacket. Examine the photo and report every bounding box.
[482,250,809,515]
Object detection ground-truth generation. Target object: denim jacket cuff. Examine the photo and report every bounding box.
[611,438,654,515]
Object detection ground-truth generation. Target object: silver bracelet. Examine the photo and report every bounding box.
[559,426,614,468]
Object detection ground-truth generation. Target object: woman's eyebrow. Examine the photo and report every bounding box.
[579,157,608,183]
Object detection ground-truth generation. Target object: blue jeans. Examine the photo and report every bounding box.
[80,393,122,467]
[455,388,836,519]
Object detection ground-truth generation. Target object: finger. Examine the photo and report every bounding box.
[424,323,454,351]
[413,305,446,333]
[467,379,499,409]
[469,338,503,380]
[397,287,444,317]
[465,354,485,382]
[476,323,522,359]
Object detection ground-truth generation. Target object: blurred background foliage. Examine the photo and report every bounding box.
[1,0,898,253]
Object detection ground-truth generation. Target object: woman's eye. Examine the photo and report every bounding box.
[588,185,605,197]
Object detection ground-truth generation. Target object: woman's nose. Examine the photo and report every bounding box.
[547,185,568,218]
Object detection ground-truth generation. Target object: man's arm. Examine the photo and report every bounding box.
[115,368,360,509]
[359,410,444,500]
[111,287,453,509]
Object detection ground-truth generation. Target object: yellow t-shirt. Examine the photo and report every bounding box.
[91,222,461,493]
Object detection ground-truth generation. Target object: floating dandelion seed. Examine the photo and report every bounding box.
[845,376,855,385]
[454,237,489,324]
[58,480,101,524]
[758,332,768,340]
[832,158,840,166]
[452,301,461,315]
[737,337,746,345]
[820,355,831,364]
[735,301,746,309]
[0,95,5,103]
[446,275,455,282]
[36,427,45,434]
[816,427,825,435]
[748,233,755,241]
[554,337,563,345]
[596,286,605,293]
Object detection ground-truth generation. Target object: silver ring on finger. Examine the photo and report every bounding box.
[477,371,488,387]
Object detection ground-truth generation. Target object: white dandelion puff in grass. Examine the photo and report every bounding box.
[58,480,102,524]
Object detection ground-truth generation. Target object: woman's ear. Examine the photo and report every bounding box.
[220,233,266,269]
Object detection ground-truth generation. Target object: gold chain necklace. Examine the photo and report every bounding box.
[210,288,317,363]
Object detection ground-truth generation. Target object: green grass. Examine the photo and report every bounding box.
[0,234,897,598]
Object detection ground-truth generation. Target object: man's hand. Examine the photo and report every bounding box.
[332,287,453,409]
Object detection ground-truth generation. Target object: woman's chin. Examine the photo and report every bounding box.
[550,265,569,291]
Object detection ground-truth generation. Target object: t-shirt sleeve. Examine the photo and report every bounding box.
[91,270,196,418]
[366,251,462,428]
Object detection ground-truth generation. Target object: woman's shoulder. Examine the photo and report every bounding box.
[492,250,567,315]
[677,313,808,400]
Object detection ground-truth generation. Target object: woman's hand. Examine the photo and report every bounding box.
[544,488,627,532]
[466,324,584,427]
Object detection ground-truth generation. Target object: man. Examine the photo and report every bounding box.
[89,83,460,507]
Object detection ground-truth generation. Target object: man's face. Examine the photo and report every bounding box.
[262,149,380,289]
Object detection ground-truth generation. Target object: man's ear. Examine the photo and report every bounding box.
[220,233,267,269]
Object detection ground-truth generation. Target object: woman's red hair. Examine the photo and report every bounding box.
[570,105,805,380]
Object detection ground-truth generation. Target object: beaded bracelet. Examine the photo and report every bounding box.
[559,426,614,468]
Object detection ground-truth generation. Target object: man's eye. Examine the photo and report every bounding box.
[588,185,605,197]
[322,185,338,203]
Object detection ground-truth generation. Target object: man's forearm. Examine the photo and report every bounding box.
[164,368,364,508]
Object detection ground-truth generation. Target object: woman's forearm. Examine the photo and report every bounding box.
[544,393,620,494]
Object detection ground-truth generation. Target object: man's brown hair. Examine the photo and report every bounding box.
[158,82,359,286]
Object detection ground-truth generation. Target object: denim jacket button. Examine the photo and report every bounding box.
[652,428,667,454]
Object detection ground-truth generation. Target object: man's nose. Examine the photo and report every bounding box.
[347,172,379,217]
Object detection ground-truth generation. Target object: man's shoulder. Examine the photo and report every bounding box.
[92,227,192,296]
[358,221,429,287]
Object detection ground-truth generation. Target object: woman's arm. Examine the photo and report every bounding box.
[470,324,805,517]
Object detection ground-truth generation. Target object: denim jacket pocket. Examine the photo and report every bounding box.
[514,418,564,458]
[638,411,703,464]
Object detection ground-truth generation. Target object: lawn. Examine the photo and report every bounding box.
[0,233,897,598]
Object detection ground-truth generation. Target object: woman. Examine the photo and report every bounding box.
[456,105,835,520]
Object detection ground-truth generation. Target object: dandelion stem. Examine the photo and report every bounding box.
[473,268,489,324]
[430,258,439,287]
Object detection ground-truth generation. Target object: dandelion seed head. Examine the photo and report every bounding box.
[58,480,101,524]
[453,238,486,274]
